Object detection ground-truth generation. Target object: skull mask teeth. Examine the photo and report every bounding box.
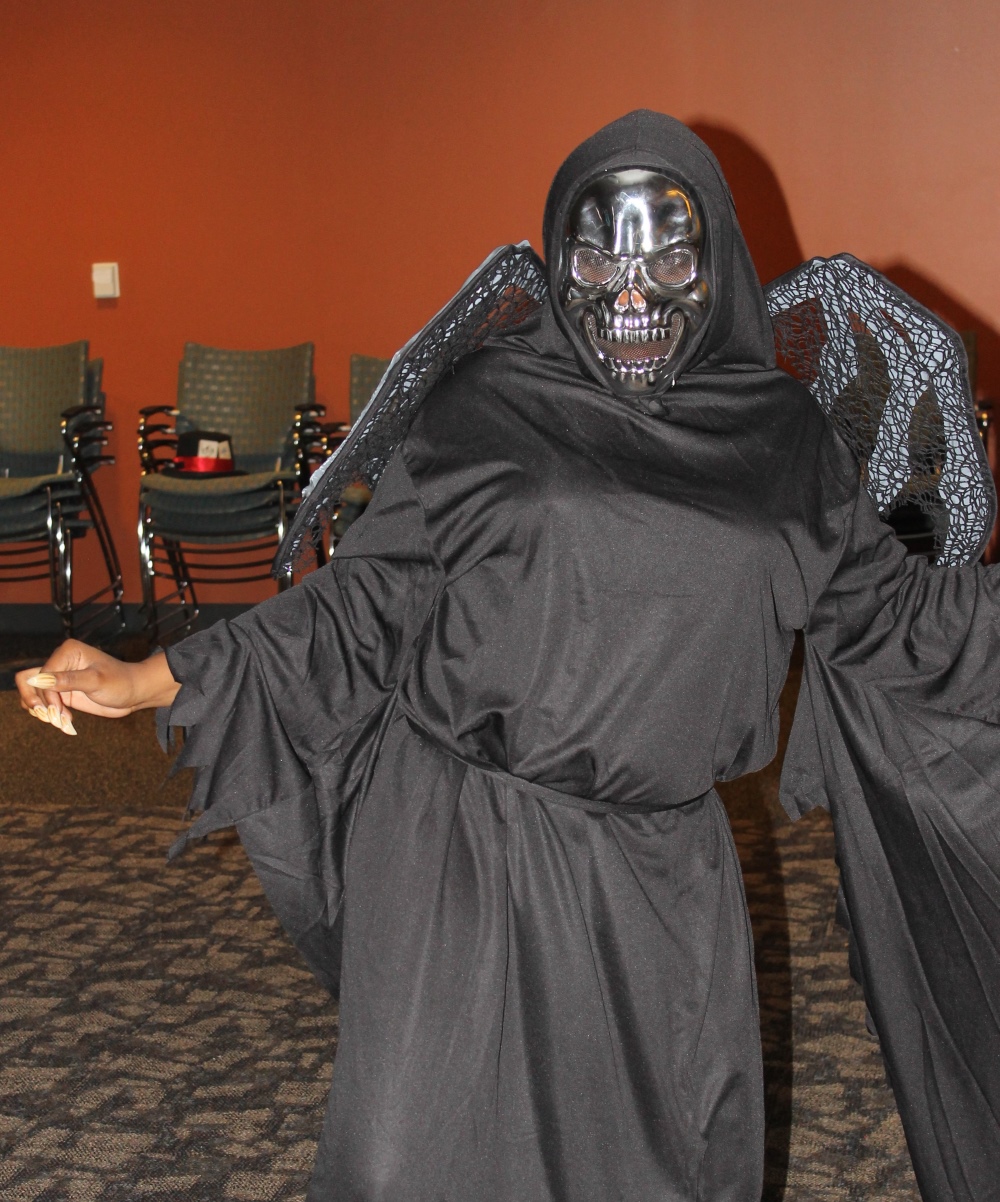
[583,306,685,385]
[560,169,711,396]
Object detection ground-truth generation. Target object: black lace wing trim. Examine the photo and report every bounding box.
[765,254,995,566]
[279,249,993,573]
[274,243,547,575]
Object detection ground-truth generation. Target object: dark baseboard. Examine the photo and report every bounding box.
[0,602,255,687]
[0,602,252,636]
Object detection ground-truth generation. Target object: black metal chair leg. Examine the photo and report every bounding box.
[138,505,159,644]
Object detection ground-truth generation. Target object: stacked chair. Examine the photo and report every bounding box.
[349,353,391,423]
[0,341,124,639]
[326,354,392,542]
[137,341,327,644]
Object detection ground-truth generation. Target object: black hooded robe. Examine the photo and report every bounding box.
[163,112,1000,1201]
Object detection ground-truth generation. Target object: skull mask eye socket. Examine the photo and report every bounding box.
[571,244,699,294]
[645,245,697,289]
[571,246,621,289]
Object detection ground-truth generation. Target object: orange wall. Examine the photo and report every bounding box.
[2,0,998,604]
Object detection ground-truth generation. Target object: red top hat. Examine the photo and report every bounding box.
[172,430,237,476]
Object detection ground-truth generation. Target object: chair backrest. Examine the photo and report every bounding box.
[0,341,88,477]
[350,354,391,424]
[178,342,315,472]
[86,357,104,407]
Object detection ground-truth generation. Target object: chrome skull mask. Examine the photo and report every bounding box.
[560,169,711,398]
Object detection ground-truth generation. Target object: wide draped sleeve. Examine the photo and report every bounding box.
[161,452,442,992]
[780,481,1000,1202]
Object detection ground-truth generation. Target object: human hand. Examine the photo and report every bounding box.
[16,639,180,734]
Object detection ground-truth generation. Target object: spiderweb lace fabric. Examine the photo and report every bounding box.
[275,243,547,574]
[275,248,994,574]
[765,255,994,566]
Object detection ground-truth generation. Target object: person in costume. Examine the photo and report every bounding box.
[18,111,1000,1201]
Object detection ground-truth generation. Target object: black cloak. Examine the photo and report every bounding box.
[163,112,1000,1201]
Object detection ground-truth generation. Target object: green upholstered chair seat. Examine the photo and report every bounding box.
[0,472,75,500]
[0,516,89,541]
[0,511,50,541]
[147,506,285,541]
[144,494,284,522]
[142,470,290,540]
[140,469,288,497]
[140,471,289,535]
[145,524,285,545]
[0,474,86,541]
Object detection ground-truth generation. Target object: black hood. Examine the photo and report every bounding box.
[543,110,776,397]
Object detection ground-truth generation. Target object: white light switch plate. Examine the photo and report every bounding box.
[92,262,120,299]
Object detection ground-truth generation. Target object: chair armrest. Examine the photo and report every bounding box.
[319,422,351,452]
[137,407,179,473]
[60,415,115,479]
[294,403,327,420]
[62,403,103,420]
[292,410,335,487]
[64,418,112,439]
[62,406,107,443]
[71,434,110,453]
[296,422,326,436]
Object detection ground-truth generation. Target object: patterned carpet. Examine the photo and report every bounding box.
[0,665,920,1201]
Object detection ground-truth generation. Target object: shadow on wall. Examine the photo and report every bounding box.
[681,125,1000,563]
[688,122,804,286]
[879,262,1000,401]
[877,263,1000,562]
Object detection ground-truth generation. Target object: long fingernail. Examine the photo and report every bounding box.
[32,706,50,723]
[27,673,58,689]
[48,705,61,726]
[59,713,77,735]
